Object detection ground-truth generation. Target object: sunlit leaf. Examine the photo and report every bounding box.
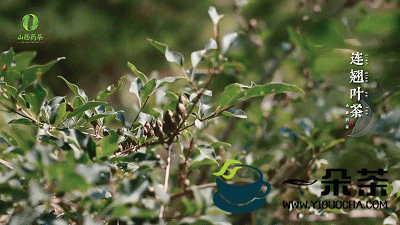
[96,76,126,101]
[129,77,144,105]
[244,83,304,99]
[8,118,37,126]
[191,145,218,168]
[127,62,147,84]
[219,83,245,109]
[66,101,105,119]
[208,6,224,25]
[165,47,184,67]
[147,38,168,54]
[58,76,88,103]
[221,33,238,54]
[141,78,157,102]
[221,109,247,118]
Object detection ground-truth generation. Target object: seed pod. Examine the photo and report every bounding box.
[174,113,181,125]
[154,119,164,136]
[163,109,175,134]
[116,128,124,136]
[66,103,74,112]
[90,120,99,129]
[176,102,187,118]
[148,127,155,137]
[184,179,190,187]
[179,94,187,105]
[110,165,118,174]
[143,126,149,135]
[144,122,151,131]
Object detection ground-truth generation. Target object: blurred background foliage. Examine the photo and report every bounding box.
[1,0,400,224]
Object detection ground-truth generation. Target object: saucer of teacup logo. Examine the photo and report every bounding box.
[22,14,39,31]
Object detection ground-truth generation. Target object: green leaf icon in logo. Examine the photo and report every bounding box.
[22,14,39,31]
[213,159,242,180]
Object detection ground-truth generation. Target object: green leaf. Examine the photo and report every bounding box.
[219,83,245,109]
[147,39,184,67]
[21,57,65,91]
[221,109,247,118]
[0,82,17,96]
[0,94,15,110]
[73,96,83,108]
[58,172,88,192]
[43,96,66,124]
[210,141,231,149]
[58,76,88,103]
[66,101,105,119]
[14,51,36,72]
[244,83,304,99]
[127,62,147,84]
[64,129,97,159]
[97,130,122,158]
[141,78,157,102]
[96,76,126,101]
[8,118,37,126]
[53,102,66,126]
[4,69,21,85]
[287,26,305,49]
[156,77,184,88]
[191,145,218,168]
[87,111,119,123]
[24,82,47,116]
[147,38,168,54]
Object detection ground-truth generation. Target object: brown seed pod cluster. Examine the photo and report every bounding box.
[163,94,188,136]
[121,94,188,151]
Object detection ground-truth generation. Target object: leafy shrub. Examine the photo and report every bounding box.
[1,3,400,225]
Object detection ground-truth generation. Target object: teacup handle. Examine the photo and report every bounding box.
[255,181,271,199]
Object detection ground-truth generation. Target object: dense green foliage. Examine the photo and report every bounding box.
[1,1,400,224]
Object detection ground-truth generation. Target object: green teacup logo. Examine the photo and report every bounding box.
[22,14,39,31]
[213,160,271,213]
[213,159,243,179]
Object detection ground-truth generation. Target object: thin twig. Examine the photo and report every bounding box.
[130,95,151,129]
[179,105,235,132]
[159,143,173,220]
[0,159,13,169]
